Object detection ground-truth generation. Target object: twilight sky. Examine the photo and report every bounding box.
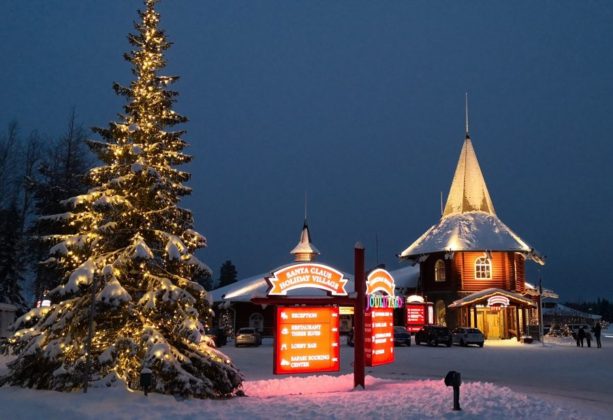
[2,1,613,302]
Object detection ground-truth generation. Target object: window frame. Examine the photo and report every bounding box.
[434,259,446,282]
[474,255,492,280]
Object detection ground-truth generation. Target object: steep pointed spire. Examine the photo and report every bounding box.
[290,219,320,262]
[442,103,496,217]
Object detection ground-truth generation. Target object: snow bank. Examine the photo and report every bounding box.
[0,371,585,419]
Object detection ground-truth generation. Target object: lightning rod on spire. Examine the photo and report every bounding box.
[465,92,469,136]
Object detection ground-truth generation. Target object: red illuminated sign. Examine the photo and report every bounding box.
[365,307,394,366]
[267,263,348,296]
[406,303,433,333]
[274,307,340,375]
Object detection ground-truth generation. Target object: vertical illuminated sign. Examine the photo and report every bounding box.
[274,307,340,375]
[406,302,434,332]
[406,304,426,333]
[365,268,396,367]
[365,307,394,366]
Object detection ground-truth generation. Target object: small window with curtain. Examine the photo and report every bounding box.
[434,259,446,282]
[475,256,491,279]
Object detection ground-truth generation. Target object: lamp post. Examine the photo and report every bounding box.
[538,273,544,347]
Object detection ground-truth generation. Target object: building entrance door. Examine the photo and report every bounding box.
[477,308,503,339]
[485,310,502,339]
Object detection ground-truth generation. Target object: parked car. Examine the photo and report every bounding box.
[415,325,452,347]
[451,327,484,347]
[394,326,412,346]
[235,327,262,347]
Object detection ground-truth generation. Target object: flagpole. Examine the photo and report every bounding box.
[539,272,545,347]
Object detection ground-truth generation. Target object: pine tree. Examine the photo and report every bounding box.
[218,260,238,288]
[29,112,92,302]
[0,204,28,312]
[194,269,214,291]
[2,0,242,398]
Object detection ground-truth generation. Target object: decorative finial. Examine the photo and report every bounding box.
[465,92,469,137]
[304,191,308,222]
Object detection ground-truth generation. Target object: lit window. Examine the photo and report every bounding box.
[435,300,446,326]
[435,259,446,282]
[475,256,491,279]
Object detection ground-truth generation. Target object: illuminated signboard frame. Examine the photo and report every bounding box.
[405,301,434,333]
[365,307,395,366]
[266,263,349,296]
[366,268,395,296]
[487,296,510,308]
[406,303,426,333]
[364,269,396,367]
[274,306,340,375]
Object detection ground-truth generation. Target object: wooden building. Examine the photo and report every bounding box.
[399,110,545,340]
[211,221,420,337]
[210,220,354,337]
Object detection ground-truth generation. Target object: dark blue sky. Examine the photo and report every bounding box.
[2,1,613,301]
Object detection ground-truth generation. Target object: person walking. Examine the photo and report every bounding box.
[585,329,592,348]
[594,322,602,349]
[575,327,581,347]
[578,326,586,347]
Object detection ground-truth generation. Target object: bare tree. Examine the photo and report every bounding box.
[19,131,43,233]
[0,121,20,207]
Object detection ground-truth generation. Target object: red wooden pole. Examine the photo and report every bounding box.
[354,242,365,389]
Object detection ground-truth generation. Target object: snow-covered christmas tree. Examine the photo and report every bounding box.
[1,0,243,398]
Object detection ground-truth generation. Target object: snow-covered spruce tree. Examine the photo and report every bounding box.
[1,0,242,398]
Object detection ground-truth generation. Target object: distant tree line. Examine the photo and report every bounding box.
[565,298,612,322]
[0,113,239,310]
[0,112,92,313]
[194,260,238,291]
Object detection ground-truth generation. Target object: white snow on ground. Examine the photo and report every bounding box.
[0,327,611,419]
[0,366,582,420]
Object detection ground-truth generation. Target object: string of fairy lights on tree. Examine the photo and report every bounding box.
[2,0,242,398]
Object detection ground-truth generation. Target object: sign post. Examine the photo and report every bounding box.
[252,244,371,391]
[354,242,365,389]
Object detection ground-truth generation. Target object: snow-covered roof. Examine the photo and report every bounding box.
[524,282,559,299]
[290,221,320,261]
[448,288,536,308]
[400,133,544,264]
[542,303,602,320]
[210,263,354,303]
[443,135,495,217]
[391,265,419,291]
[210,265,419,303]
[399,211,544,264]
[209,272,269,303]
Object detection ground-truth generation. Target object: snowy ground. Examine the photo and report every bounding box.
[0,327,611,419]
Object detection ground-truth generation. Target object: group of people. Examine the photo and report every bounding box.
[575,322,603,348]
